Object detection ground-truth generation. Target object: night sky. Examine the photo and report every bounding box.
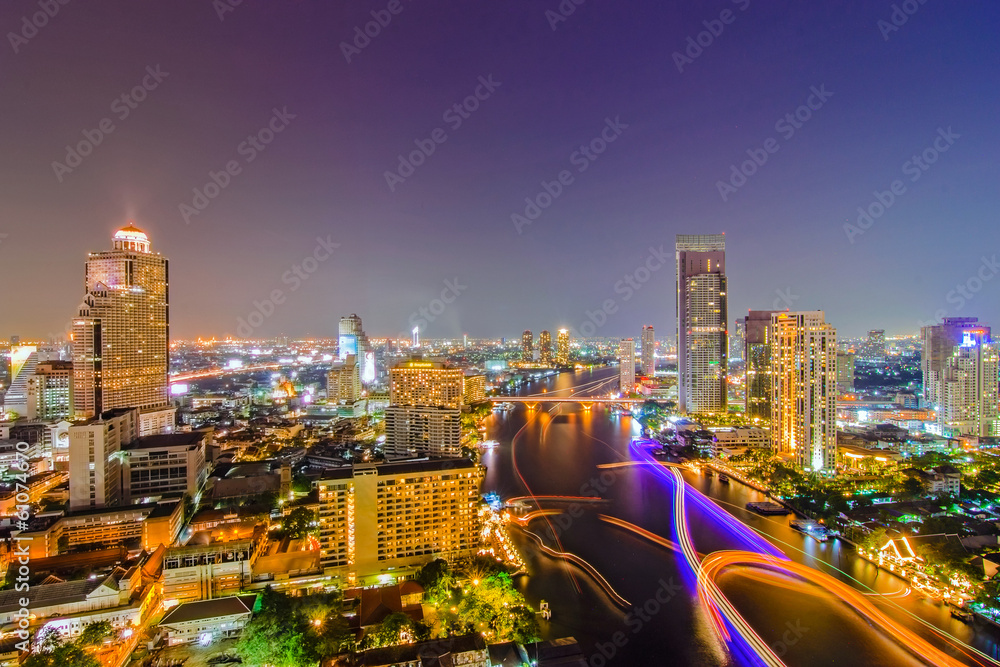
[2,1,999,341]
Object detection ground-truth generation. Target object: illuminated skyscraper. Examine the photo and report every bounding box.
[521,330,533,362]
[328,354,362,404]
[539,330,552,366]
[862,329,886,361]
[339,314,374,384]
[921,318,989,405]
[937,327,999,437]
[385,360,464,458]
[676,234,727,414]
[770,311,837,473]
[72,224,171,434]
[729,319,746,363]
[618,338,635,394]
[743,310,778,422]
[556,329,570,366]
[641,325,655,376]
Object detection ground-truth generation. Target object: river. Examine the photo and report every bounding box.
[479,367,1000,666]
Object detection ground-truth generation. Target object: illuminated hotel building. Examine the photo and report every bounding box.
[770,311,837,473]
[521,330,533,362]
[72,224,172,434]
[618,338,635,393]
[937,327,999,437]
[641,325,655,376]
[743,310,778,422]
[539,330,552,366]
[462,373,487,405]
[556,329,570,365]
[676,234,727,414]
[385,361,463,458]
[315,458,484,586]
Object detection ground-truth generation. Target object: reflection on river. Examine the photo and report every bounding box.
[480,367,1000,666]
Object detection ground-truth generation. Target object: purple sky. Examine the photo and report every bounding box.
[2,1,999,341]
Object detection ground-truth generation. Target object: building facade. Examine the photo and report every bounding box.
[521,330,533,362]
[68,407,138,510]
[641,325,655,376]
[618,338,635,394]
[539,330,552,365]
[676,234,728,414]
[743,310,778,422]
[937,328,999,437]
[770,311,837,473]
[556,329,570,366]
[921,318,988,405]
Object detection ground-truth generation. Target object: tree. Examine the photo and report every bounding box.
[282,506,316,540]
[76,621,112,648]
[900,476,925,499]
[235,588,346,666]
[456,573,540,643]
[22,623,111,667]
[360,612,429,650]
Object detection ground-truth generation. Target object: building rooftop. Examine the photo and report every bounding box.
[126,432,205,450]
[159,594,257,626]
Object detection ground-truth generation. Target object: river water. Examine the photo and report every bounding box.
[480,367,1000,666]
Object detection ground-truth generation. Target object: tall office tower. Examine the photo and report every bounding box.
[384,360,464,458]
[26,361,74,420]
[676,234,728,414]
[729,319,746,364]
[556,329,570,366]
[618,338,636,394]
[72,224,172,434]
[539,330,552,366]
[937,328,999,436]
[863,329,886,361]
[921,318,988,405]
[328,354,362,404]
[521,330,533,362]
[836,352,856,393]
[339,314,374,383]
[316,458,484,586]
[641,325,656,376]
[770,312,838,473]
[743,310,779,422]
[1,345,38,418]
[68,407,137,509]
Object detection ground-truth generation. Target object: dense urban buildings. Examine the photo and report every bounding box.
[770,311,838,473]
[72,225,173,436]
[641,325,655,376]
[618,338,635,394]
[676,234,728,414]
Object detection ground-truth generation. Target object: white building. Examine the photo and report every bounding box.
[641,325,655,376]
[618,338,636,394]
[159,595,257,646]
[68,407,138,510]
[937,329,999,437]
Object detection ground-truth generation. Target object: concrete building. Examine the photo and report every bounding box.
[122,431,210,504]
[921,318,988,405]
[937,328,999,437]
[159,594,257,646]
[315,458,484,586]
[385,361,464,459]
[770,312,838,473]
[521,330,533,363]
[72,224,171,435]
[162,527,268,604]
[556,329,570,366]
[836,352,856,393]
[743,310,778,422]
[710,427,771,458]
[676,234,728,414]
[539,330,553,366]
[463,373,487,405]
[641,325,655,376]
[68,407,138,510]
[618,338,635,394]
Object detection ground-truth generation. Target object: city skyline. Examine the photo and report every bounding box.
[2,2,999,340]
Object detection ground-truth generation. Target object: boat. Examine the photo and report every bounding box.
[704,469,714,477]
[790,519,829,542]
[951,609,974,623]
[746,502,791,516]
[718,474,730,484]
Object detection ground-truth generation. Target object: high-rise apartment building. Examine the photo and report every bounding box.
[328,354,362,404]
[676,234,728,414]
[556,329,570,366]
[770,312,837,473]
[539,330,552,366]
[339,314,373,384]
[836,352,855,393]
[743,310,778,422]
[921,318,989,405]
[27,361,74,420]
[862,329,886,361]
[618,338,635,394]
[384,361,464,458]
[641,325,656,376]
[521,330,533,362]
[937,328,999,437]
[315,458,484,586]
[462,373,486,404]
[68,407,138,510]
[72,225,172,435]
[729,319,746,364]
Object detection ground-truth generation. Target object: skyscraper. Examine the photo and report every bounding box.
[770,311,837,473]
[836,352,856,394]
[743,310,778,422]
[676,234,728,414]
[641,325,655,376]
[339,314,373,383]
[556,329,570,366]
[729,319,746,364]
[539,330,553,366]
[384,360,464,458]
[921,318,989,405]
[72,224,172,435]
[618,338,635,394]
[862,329,886,361]
[937,327,999,437]
[521,330,533,362]
[328,354,362,404]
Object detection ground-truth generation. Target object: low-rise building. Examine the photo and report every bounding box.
[709,427,770,458]
[159,594,257,646]
[355,633,489,667]
[122,431,210,504]
[162,526,268,604]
